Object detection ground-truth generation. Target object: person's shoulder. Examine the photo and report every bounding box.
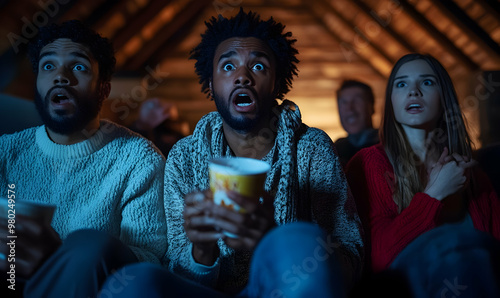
[357,142,384,156]
[298,126,334,146]
[100,120,165,160]
[347,143,386,169]
[0,126,39,152]
[169,134,195,153]
[334,136,349,145]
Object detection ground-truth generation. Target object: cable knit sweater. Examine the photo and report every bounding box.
[0,120,167,264]
[346,143,500,273]
[164,100,364,294]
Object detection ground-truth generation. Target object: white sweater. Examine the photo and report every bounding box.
[0,120,167,263]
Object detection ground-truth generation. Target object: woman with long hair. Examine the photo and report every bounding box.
[346,53,500,297]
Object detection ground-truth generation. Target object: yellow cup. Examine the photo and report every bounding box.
[209,157,270,214]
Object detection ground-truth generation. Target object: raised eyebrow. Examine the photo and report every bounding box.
[420,74,437,79]
[39,51,56,61]
[251,51,271,61]
[394,75,408,80]
[218,51,236,64]
[39,51,91,64]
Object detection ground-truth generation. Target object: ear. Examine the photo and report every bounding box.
[100,81,111,99]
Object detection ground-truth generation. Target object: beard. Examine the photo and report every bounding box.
[213,89,276,133]
[35,86,102,135]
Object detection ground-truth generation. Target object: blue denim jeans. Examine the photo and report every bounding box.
[99,222,346,298]
[23,229,138,298]
[389,224,500,298]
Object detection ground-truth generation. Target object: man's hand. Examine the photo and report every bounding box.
[0,215,61,279]
[184,190,224,266]
[183,190,275,266]
[221,190,275,252]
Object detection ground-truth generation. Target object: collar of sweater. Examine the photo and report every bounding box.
[192,99,304,222]
[36,120,116,159]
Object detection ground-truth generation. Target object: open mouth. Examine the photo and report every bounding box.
[52,93,71,103]
[406,103,423,111]
[234,93,253,107]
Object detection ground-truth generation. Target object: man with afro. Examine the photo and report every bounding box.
[102,9,363,297]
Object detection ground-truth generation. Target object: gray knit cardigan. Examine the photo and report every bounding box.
[163,100,364,294]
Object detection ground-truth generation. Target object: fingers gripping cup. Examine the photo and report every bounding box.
[209,157,270,237]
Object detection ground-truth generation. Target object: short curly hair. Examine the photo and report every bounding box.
[28,20,116,83]
[190,9,299,100]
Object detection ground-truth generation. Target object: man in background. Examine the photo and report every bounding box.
[335,80,379,167]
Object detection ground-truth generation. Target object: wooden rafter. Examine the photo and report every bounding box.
[398,0,478,71]
[121,0,211,71]
[431,0,500,60]
[92,0,145,40]
[59,0,108,27]
[307,0,394,77]
[111,0,172,50]
[481,0,500,16]
[351,0,416,53]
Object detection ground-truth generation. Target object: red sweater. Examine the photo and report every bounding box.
[346,143,500,273]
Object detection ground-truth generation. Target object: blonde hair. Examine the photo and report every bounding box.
[380,54,473,212]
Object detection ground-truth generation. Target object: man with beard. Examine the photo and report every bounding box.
[0,20,167,297]
[101,9,363,297]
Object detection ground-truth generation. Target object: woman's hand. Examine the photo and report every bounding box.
[424,148,476,201]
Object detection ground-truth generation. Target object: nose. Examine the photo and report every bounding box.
[53,68,70,85]
[234,67,254,86]
[409,89,422,97]
[408,83,422,97]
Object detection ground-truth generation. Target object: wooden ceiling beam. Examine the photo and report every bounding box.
[480,0,500,16]
[322,0,396,65]
[351,0,416,53]
[307,0,393,78]
[111,0,172,50]
[430,0,500,60]
[92,0,147,40]
[398,0,478,71]
[121,0,211,71]
[58,0,107,26]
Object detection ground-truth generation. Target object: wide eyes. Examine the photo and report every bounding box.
[252,63,264,71]
[40,62,88,72]
[73,64,87,71]
[223,63,235,71]
[394,79,436,88]
[42,63,54,71]
[422,79,434,86]
[395,81,407,88]
[222,62,265,72]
